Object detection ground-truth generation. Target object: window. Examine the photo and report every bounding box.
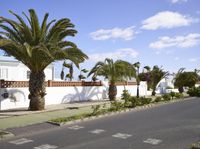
[27,71,31,79]
[0,68,8,79]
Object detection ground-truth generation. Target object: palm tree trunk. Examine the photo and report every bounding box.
[28,71,46,111]
[108,82,117,101]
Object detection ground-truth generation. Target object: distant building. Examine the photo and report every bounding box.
[0,56,54,81]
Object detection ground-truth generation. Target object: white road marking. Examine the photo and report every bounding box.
[33,144,58,149]
[89,129,105,134]
[112,133,132,139]
[68,125,84,130]
[143,138,162,145]
[9,138,33,145]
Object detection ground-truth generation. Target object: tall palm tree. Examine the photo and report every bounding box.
[133,62,140,98]
[0,9,88,110]
[88,58,136,101]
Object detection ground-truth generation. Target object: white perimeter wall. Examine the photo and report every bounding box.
[0,81,150,110]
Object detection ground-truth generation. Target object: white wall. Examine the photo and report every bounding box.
[195,84,200,87]
[0,61,54,81]
[0,81,150,110]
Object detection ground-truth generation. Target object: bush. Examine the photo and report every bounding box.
[162,94,171,101]
[121,90,132,107]
[129,96,140,107]
[109,101,124,111]
[187,87,200,97]
[91,105,101,115]
[190,142,200,149]
[170,91,176,99]
[139,97,152,105]
[154,96,162,102]
[174,92,183,99]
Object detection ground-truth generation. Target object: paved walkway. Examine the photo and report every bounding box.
[0,100,110,130]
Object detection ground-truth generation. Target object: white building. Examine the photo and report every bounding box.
[0,56,54,81]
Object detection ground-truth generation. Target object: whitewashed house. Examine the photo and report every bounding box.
[0,56,55,81]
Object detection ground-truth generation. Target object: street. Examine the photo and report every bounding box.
[1,97,200,149]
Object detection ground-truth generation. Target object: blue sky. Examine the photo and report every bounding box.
[0,0,200,79]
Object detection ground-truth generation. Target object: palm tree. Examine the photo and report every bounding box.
[0,9,88,110]
[149,66,169,96]
[133,62,140,98]
[88,58,136,101]
[174,68,199,93]
[78,68,88,81]
[60,61,74,81]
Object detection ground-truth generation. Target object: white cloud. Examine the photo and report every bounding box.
[88,48,139,62]
[149,33,200,49]
[171,0,188,3]
[141,11,198,30]
[90,26,135,41]
[189,58,199,62]
[174,57,180,61]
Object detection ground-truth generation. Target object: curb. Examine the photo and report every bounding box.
[0,130,14,140]
[48,97,192,127]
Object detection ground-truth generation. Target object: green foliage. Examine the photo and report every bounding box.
[61,62,74,81]
[154,96,162,102]
[174,68,199,93]
[170,91,176,99]
[88,58,136,101]
[187,87,200,97]
[50,113,89,123]
[91,105,101,115]
[139,97,152,105]
[109,101,125,111]
[0,9,88,72]
[129,96,140,107]
[121,90,132,107]
[174,92,183,99]
[190,142,200,149]
[139,65,168,95]
[0,9,88,110]
[162,94,171,101]
[78,68,88,81]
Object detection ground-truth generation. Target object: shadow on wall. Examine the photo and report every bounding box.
[0,88,26,110]
[61,86,108,103]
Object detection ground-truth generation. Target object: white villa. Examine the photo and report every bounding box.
[0,56,55,81]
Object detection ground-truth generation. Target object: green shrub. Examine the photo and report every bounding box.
[162,94,171,101]
[121,90,132,107]
[174,92,183,99]
[187,87,200,97]
[139,97,152,105]
[91,105,101,115]
[170,91,176,99]
[190,142,200,149]
[109,101,124,111]
[154,96,162,102]
[129,96,140,107]
[50,113,88,123]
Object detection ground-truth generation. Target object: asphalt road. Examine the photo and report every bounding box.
[1,97,200,149]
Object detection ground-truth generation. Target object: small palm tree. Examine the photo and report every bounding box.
[0,10,88,110]
[150,66,169,96]
[60,61,74,81]
[133,62,140,98]
[174,68,199,93]
[78,68,88,81]
[88,58,136,101]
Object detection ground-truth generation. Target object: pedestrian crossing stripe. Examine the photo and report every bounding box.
[9,138,33,145]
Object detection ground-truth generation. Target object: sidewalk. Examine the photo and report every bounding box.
[0,100,110,130]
